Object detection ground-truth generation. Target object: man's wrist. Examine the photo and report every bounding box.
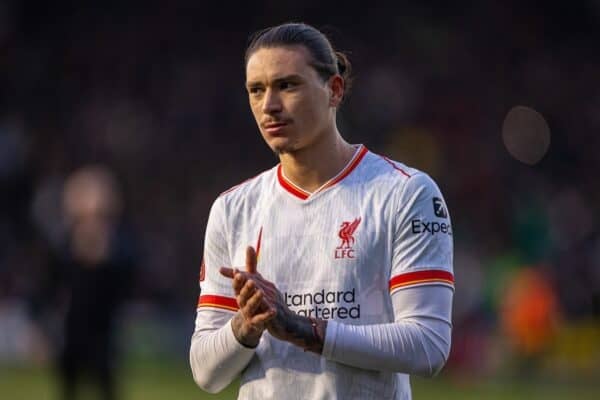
[231,312,261,348]
[274,311,327,354]
[304,317,327,354]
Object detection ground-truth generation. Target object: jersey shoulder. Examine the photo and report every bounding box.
[360,150,429,189]
[358,151,447,212]
[216,166,277,207]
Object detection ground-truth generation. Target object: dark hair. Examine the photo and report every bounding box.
[245,22,353,101]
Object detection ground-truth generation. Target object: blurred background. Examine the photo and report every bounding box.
[1,0,599,399]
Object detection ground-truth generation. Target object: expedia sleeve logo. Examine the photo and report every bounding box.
[410,197,452,236]
[433,197,448,218]
[411,219,452,235]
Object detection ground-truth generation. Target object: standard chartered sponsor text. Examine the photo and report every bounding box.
[284,288,360,319]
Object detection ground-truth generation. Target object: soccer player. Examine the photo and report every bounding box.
[190,22,454,399]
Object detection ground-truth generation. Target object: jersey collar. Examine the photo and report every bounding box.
[277,145,368,200]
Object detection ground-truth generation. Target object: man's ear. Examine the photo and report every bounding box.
[328,75,345,107]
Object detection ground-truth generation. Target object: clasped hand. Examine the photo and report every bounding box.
[219,246,292,347]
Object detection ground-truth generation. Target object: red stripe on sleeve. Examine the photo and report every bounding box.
[197,295,239,311]
[389,270,454,291]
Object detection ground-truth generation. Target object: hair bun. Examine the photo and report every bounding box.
[337,59,346,74]
[335,52,347,75]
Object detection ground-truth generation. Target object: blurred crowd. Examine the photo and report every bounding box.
[1,0,599,381]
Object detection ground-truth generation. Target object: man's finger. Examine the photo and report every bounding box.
[243,288,264,316]
[246,246,257,274]
[232,271,249,294]
[238,280,256,308]
[219,267,235,278]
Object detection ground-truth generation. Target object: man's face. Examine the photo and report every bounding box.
[245,46,333,155]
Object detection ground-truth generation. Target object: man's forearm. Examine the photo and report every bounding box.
[322,286,453,377]
[267,285,452,376]
[322,317,451,376]
[190,316,255,393]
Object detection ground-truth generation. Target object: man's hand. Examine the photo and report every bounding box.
[220,246,326,353]
[220,246,275,347]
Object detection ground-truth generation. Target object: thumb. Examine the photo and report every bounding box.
[245,246,257,274]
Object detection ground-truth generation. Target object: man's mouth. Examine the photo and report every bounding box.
[263,121,289,135]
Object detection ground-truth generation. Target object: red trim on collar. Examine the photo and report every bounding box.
[321,146,369,191]
[277,145,368,200]
[277,165,309,200]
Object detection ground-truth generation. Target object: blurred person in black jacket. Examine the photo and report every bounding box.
[53,165,136,400]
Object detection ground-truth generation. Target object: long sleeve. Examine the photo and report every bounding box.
[322,284,453,377]
[190,311,256,393]
[189,197,254,393]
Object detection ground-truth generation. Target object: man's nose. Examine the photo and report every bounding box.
[262,88,282,114]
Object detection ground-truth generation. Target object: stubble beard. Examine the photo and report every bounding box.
[273,147,293,156]
[271,139,300,156]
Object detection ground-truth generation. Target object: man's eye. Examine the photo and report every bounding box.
[280,81,296,90]
[249,87,264,95]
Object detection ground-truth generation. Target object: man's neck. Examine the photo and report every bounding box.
[279,131,357,194]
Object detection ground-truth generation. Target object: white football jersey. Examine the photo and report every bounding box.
[195,145,454,399]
